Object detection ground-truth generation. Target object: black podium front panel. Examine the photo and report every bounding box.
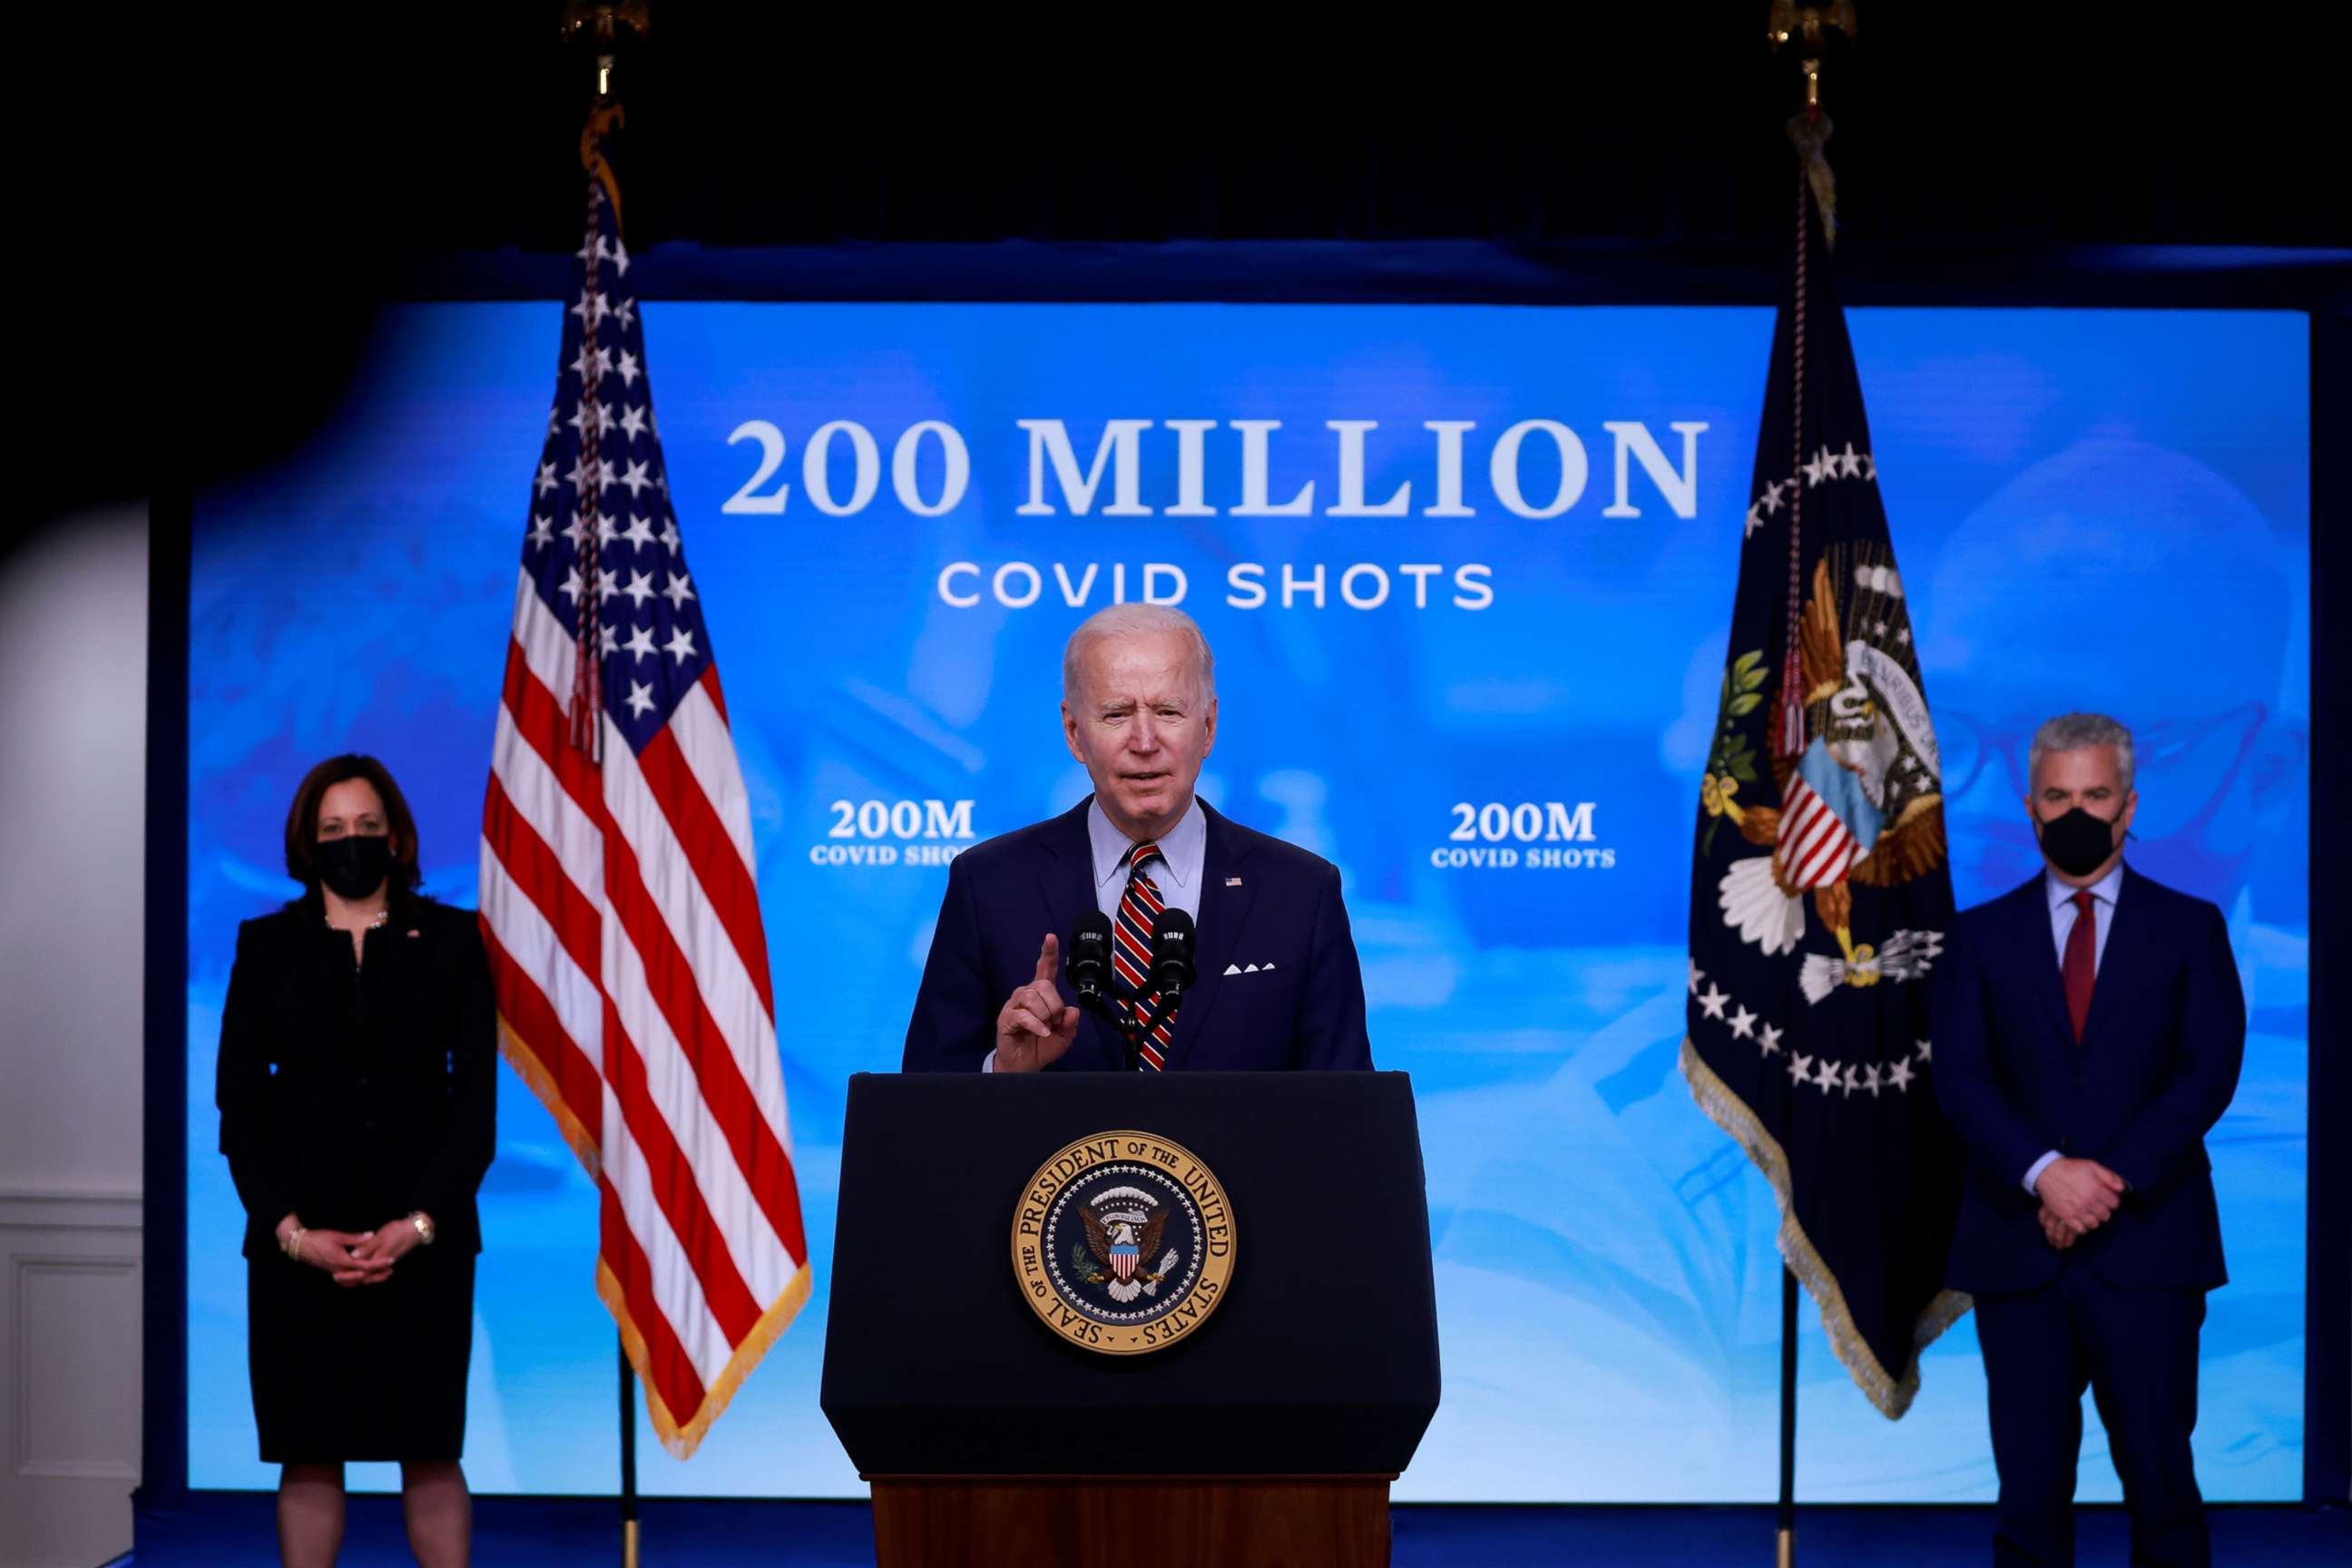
[820,1071,1440,1476]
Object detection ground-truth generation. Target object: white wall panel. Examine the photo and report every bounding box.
[0,1192,141,1568]
[0,510,148,1568]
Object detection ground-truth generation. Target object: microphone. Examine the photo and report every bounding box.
[1068,911,1114,1013]
[1149,907,1197,1000]
[1132,908,1198,1059]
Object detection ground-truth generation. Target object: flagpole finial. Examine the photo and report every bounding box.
[561,1,650,99]
[561,0,650,49]
[1767,2,1857,106]
[1768,3,1855,247]
[1766,1,1857,60]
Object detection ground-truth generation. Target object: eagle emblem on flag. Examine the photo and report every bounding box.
[1682,143,1966,1423]
[1711,544,1949,1003]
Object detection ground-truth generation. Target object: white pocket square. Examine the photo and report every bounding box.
[1221,961,1277,975]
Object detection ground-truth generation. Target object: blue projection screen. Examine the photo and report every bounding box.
[186,303,2309,1501]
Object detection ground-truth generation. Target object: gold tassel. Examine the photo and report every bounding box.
[581,101,627,234]
[1787,106,1838,249]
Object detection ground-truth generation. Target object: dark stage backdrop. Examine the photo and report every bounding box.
[183,301,2308,1501]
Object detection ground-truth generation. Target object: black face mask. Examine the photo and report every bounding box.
[2035,807,2120,879]
[314,834,393,900]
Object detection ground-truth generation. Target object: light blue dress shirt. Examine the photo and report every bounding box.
[2021,861,2126,1194]
[981,796,1207,1072]
[1086,796,1206,922]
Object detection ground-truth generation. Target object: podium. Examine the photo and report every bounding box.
[822,1071,1440,1568]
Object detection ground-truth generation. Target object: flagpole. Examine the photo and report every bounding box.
[620,1337,641,1568]
[1760,13,1857,1563]
[566,13,643,1559]
[1778,1268,1798,1568]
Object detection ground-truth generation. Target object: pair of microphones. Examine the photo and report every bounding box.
[1066,906,1196,1071]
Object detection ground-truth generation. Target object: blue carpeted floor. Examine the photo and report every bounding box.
[119,1494,2351,1565]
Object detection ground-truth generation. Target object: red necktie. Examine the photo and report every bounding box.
[2062,889,2098,1043]
[1109,842,1174,1071]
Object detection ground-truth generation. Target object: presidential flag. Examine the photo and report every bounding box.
[479,103,809,1458]
[1681,121,1967,1417]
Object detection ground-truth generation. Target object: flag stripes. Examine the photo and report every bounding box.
[1779,776,1860,887]
[482,164,808,1459]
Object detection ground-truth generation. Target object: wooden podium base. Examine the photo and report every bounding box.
[867,1474,1396,1568]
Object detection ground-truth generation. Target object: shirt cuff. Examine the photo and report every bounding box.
[982,1049,995,1073]
[2023,1150,2063,1197]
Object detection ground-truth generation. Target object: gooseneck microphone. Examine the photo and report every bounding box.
[1132,907,1198,1056]
[1149,906,1197,998]
[1068,911,1114,1016]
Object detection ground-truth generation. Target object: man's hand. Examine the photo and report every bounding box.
[2034,1156,2125,1239]
[994,934,1080,1073]
[2037,1205,2078,1250]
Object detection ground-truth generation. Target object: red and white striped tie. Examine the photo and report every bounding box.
[1109,841,1174,1071]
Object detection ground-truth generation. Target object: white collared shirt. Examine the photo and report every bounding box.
[2021,860,2127,1194]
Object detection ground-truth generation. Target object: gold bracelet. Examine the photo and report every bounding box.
[407,1210,436,1247]
[282,1223,308,1261]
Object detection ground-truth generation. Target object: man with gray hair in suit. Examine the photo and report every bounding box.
[902,602,1373,1075]
[1934,711,2245,1567]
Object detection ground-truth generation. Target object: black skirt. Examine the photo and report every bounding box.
[246,1240,475,1464]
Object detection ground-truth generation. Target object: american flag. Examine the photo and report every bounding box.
[479,117,808,1459]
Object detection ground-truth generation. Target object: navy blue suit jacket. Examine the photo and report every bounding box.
[1932,867,2244,1296]
[901,798,1374,1073]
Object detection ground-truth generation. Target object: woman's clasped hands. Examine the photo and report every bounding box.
[279,1213,427,1288]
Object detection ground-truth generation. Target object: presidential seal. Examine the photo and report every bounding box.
[1011,1130,1235,1355]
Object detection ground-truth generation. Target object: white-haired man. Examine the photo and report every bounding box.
[1934,711,2245,1568]
[901,603,1372,1074]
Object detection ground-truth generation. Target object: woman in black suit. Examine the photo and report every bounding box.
[216,754,496,1567]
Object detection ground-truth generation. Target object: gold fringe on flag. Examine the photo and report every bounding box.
[1681,1036,1972,1418]
[600,1257,815,1461]
[496,1014,602,1178]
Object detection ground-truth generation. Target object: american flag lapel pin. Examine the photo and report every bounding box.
[1226,877,1243,887]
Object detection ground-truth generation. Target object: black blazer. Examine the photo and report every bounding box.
[216,895,498,1258]
[1932,867,2244,1296]
[901,797,1374,1073]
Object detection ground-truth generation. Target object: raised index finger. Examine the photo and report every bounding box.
[1034,933,1061,985]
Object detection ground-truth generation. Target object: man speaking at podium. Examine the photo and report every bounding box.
[902,604,1373,1074]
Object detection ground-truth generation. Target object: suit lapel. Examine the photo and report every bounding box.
[1162,800,1259,1070]
[2077,867,2142,1052]
[1034,798,1097,934]
[1035,799,1119,1068]
[2010,877,2077,1049]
